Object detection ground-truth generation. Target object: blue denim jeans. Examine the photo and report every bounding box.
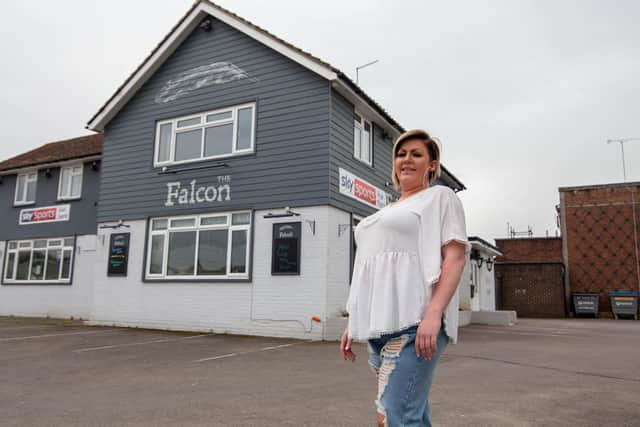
[367,323,448,427]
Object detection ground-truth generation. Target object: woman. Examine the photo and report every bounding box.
[340,129,470,427]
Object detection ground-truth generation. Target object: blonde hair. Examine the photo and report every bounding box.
[391,129,441,191]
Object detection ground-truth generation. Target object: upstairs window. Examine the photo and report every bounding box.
[354,113,372,166]
[58,164,83,200]
[155,103,256,166]
[14,172,37,205]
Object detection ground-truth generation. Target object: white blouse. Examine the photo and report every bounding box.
[346,185,471,344]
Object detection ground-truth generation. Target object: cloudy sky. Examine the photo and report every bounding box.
[1,0,638,242]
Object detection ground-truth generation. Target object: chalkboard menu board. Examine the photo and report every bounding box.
[107,233,130,276]
[271,222,301,275]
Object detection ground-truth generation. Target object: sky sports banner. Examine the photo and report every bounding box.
[339,168,392,209]
[19,204,70,225]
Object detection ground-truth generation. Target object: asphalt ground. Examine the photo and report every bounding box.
[1,316,638,426]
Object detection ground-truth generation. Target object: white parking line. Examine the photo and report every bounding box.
[0,329,118,342]
[73,334,210,353]
[0,325,66,332]
[192,341,307,363]
[463,328,581,338]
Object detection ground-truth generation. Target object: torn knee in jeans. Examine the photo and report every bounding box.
[374,334,409,426]
[381,334,409,358]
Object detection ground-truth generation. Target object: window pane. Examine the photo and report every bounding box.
[16,175,25,201]
[19,242,31,248]
[70,174,82,197]
[167,231,196,276]
[362,127,370,164]
[8,242,17,250]
[170,218,195,228]
[232,212,250,225]
[61,250,72,279]
[204,123,233,157]
[236,107,253,150]
[61,169,71,197]
[354,127,361,158]
[34,239,47,248]
[197,230,228,275]
[200,216,227,226]
[177,117,201,128]
[16,251,31,280]
[152,219,168,230]
[6,253,15,279]
[230,230,247,273]
[149,235,165,275]
[49,239,62,247]
[31,250,45,280]
[45,249,61,280]
[158,123,172,163]
[63,238,74,247]
[26,179,36,202]
[174,129,202,161]
[72,166,82,174]
[206,111,232,122]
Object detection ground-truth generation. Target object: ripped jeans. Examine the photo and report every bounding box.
[367,322,448,427]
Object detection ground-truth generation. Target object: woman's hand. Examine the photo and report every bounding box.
[340,327,356,362]
[416,310,442,360]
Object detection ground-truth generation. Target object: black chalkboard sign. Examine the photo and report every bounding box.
[271,222,301,275]
[107,233,130,276]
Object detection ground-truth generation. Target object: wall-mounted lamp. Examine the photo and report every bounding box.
[338,223,351,237]
[200,19,212,32]
[91,161,99,171]
[263,207,301,219]
[45,168,52,178]
[486,257,495,271]
[305,219,316,235]
[98,219,130,229]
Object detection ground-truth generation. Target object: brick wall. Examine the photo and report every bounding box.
[495,263,565,318]
[494,237,565,317]
[495,238,562,263]
[560,182,640,313]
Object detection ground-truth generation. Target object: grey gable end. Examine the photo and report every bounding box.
[98,15,334,222]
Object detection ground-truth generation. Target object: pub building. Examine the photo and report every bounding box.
[2,1,468,340]
[0,134,102,319]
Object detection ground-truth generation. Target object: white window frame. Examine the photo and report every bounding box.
[14,171,38,206]
[57,163,83,200]
[145,211,252,280]
[3,237,75,284]
[354,112,373,166]
[154,103,256,167]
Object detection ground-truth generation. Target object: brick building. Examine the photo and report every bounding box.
[559,182,640,314]
[494,238,565,318]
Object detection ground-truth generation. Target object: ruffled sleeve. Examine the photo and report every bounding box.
[440,188,472,254]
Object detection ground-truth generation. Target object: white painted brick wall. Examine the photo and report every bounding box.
[89,206,334,340]
[323,206,351,340]
[0,235,95,319]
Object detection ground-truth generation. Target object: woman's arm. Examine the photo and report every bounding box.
[415,241,467,359]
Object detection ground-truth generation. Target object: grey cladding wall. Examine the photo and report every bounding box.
[98,16,332,222]
[328,90,398,218]
[0,161,100,240]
